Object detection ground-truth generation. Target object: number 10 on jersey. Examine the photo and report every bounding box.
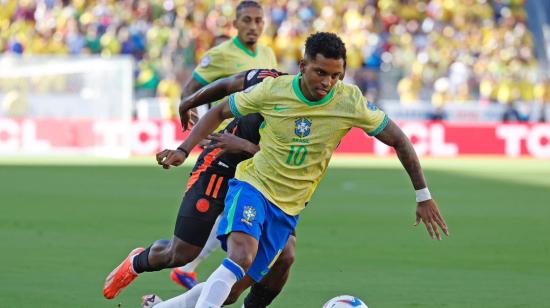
[286,145,308,166]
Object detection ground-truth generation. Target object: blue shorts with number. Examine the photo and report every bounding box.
[217,179,299,282]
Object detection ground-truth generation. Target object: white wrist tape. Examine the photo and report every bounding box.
[415,187,432,202]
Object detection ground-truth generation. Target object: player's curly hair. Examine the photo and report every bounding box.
[304,32,347,68]
[236,1,263,18]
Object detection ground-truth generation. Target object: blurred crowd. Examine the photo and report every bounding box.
[1,0,549,120]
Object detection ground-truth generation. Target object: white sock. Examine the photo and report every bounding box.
[153,283,205,308]
[179,215,222,273]
[195,259,244,308]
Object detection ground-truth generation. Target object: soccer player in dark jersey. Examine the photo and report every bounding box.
[104,69,291,308]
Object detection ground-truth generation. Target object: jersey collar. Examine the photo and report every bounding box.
[292,73,336,106]
[233,37,258,57]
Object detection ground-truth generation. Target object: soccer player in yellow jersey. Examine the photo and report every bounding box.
[181,0,277,123]
[156,32,449,308]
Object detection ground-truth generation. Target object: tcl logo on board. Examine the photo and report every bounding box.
[0,119,549,158]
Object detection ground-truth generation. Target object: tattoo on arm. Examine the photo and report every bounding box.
[375,120,427,190]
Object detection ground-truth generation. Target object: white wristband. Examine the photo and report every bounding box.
[415,188,432,202]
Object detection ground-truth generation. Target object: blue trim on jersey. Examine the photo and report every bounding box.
[229,94,243,117]
[222,258,245,281]
[192,71,209,86]
[368,114,389,136]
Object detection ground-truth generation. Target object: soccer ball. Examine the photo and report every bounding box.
[322,295,368,308]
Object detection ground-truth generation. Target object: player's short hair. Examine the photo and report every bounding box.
[304,32,347,68]
[236,1,263,18]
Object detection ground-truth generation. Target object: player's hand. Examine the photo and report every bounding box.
[179,108,199,131]
[156,149,187,169]
[198,138,210,149]
[414,199,449,240]
[205,130,258,157]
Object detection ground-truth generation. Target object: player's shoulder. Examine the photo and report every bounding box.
[337,81,362,95]
[335,81,364,102]
[197,41,230,69]
[206,40,233,56]
[331,81,375,114]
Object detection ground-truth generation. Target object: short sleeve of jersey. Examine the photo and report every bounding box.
[192,48,226,85]
[352,87,389,136]
[229,77,271,117]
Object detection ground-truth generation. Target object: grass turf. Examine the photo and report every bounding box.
[1,157,549,307]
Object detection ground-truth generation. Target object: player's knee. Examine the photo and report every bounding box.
[228,253,255,271]
[274,247,295,271]
[227,233,258,271]
[274,237,296,271]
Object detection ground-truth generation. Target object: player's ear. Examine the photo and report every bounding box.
[298,59,305,74]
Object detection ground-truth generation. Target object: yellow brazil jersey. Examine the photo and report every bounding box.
[193,36,277,130]
[193,36,278,87]
[229,74,388,216]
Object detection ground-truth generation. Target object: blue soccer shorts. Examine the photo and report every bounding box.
[217,179,299,282]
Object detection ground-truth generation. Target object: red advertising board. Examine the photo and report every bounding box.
[1,118,549,158]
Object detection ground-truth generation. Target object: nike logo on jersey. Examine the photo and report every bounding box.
[273,106,291,111]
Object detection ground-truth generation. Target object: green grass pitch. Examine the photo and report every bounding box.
[1,157,549,307]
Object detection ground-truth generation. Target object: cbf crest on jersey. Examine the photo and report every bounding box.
[294,118,312,138]
[241,206,256,226]
[199,55,211,68]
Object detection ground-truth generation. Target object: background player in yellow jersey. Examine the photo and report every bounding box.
[157,32,449,307]
[181,0,277,123]
[173,0,277,291]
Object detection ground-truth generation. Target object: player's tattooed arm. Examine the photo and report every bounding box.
[179,72,247,130]
[375,119,449,240]
[374,119,427,190]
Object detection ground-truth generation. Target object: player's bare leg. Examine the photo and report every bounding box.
[143,236,203,270]
[142,236,295,307]
[242,235,296,307]
[171,216,222,289]
[222,235,296,307]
